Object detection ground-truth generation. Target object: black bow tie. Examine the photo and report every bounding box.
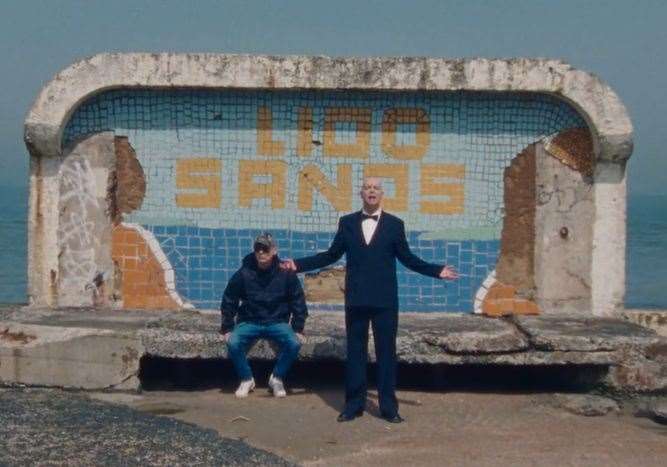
[361,213,379,221]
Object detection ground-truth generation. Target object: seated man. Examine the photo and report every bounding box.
[220,232,307,398]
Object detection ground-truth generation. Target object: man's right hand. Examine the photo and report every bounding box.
[280,258,297,272]
[220,331,231,342]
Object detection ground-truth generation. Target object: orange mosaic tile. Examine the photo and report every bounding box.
[481,281,540,317]
[111,225,180,310]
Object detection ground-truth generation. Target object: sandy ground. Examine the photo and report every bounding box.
[91,384,667,467]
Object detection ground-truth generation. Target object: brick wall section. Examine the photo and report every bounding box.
[110,137,146,224]
[111,225,179,309]
[545,128,594,177]
[496,144,537,295]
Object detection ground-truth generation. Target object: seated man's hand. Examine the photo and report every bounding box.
[220,331,232,342]
[439,265,459,280]
[280,258,297,272]
[296,333,306,345]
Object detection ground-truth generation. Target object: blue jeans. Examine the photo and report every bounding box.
[226,322,302,381]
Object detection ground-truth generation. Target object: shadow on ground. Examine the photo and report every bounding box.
[140,357,609,414]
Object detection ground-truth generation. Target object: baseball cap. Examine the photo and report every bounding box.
[253,232,276,251]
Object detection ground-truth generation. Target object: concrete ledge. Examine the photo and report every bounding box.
[2,306,665,393]
[140,312,649,367]
[0,323,142,391]
[624,309,667,337]
[513,315,662,351]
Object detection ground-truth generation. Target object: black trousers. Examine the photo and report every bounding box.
[344,306,398,417]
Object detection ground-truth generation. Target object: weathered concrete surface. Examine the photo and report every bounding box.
[553,393,620,416]
[513,314,662,351]
[143,312,531,363]
[0,307,157,390]
[648,401,667,424]
[0,323,142,390]
[58,132,117,307]
[604,340,667,394]
[624,309,667,336]
[24,54,633,163]
[592,160,627,317]
[534,143,594,313]
[2,306,665,393]
[513,314,667,394]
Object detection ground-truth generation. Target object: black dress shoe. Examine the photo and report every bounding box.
[337,410,363,422]
[381,413,404,423]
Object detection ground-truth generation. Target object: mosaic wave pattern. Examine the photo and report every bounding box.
[64,90,586,311]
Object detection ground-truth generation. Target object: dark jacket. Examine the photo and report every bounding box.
[220,254,307,333]
[294,211,442,310]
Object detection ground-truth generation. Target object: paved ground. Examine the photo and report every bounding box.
[0,388,293,466]
[89,382,666,467]
[2,383,666,466]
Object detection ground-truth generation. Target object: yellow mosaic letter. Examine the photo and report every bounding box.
[297,107,313,157]
[298,164,352,212]
[420,164,465,214]
[257,107,285,157]
[323,107,372,159]
[239,160,287,209]
[381,108,431,160]
[175,158,221,208]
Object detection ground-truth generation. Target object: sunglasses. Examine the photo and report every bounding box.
[253,244,272,254]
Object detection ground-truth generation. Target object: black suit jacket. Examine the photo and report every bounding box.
[294,211,442,309]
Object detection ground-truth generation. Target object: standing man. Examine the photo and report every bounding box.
[282,177,457,423]
[221,233,307,398]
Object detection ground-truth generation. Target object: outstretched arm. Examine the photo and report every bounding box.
[395,220,457,279]
[287,220,346,272]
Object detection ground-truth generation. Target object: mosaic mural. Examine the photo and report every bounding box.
[62,90,587,312]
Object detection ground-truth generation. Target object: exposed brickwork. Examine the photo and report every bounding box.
[545,128,594,176]
[496,144,536,295]
[110,137,146,224]
[111,225,179,309]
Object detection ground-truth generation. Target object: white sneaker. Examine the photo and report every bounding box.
[268,374,287,397]
[234,378,255,398]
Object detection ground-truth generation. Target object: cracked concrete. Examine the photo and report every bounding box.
[535,143,594,313]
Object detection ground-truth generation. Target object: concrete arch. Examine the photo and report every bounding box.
[25,54,632,162]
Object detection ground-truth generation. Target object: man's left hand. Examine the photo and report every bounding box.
[439,265,458,280]
[296,333,306,344]
[280,259,297,272]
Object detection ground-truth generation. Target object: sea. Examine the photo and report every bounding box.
[0,185,665,309]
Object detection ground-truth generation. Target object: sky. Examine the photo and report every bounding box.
[0,0,665,195]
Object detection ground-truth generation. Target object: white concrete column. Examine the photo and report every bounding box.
[592,160,627,317]
[27,154,62,307]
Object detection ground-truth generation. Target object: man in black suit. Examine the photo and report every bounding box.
[282,177,457,423]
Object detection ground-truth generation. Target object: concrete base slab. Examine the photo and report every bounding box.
[1,306,666,393]
[0,322,142,390]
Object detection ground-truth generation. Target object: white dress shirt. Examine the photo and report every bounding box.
[361,209,382,245]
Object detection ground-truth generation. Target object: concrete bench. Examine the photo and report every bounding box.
[1,306,665,394]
